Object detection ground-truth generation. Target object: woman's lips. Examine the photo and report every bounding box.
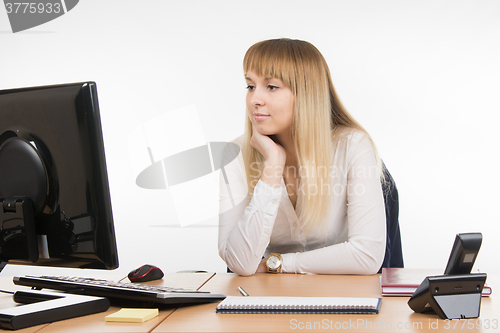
[253,113,270,121]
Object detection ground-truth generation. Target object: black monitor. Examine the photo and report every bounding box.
[0,82,118,271]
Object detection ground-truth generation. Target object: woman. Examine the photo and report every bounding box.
[218,38,386,276]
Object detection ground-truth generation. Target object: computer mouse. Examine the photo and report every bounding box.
[128,264,164,283]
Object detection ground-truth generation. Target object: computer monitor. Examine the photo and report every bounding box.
[0,82,118,272]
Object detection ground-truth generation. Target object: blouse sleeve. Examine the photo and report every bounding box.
[280,134,387,275]
[217,148,283,276]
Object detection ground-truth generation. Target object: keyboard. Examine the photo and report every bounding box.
[13,275,226,305]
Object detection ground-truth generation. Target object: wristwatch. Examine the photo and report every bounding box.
[266,253,283,273]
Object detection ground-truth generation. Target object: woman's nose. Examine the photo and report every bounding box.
[252,99,263,107]
[250,89,265,107]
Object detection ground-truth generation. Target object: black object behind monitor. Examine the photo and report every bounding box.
[0,82,118,271]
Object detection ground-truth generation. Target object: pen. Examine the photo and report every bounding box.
[238,286,249,297]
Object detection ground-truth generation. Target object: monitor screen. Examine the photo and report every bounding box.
[0,82,118,270]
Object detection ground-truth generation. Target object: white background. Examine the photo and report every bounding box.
[1,0,499,278]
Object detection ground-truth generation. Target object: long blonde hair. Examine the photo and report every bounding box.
[242,38,382,232]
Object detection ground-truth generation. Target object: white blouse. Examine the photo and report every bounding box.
[218,129,386,276]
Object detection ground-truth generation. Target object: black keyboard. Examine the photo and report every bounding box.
[13,275,226,305]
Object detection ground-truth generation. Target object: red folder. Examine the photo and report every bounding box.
[381,268,492,296]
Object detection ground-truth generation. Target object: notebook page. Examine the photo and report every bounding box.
[218,296,380,309]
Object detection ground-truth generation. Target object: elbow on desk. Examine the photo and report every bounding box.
[229,266,257,277]
[351,262,381,275]
[348,248,385,275]
[355,250,384,275]
[219,251,258,277]
[343,236,386,275]
[223,257,258,276]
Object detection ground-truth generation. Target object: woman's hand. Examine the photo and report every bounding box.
[250,123,286,188]
[256,258,268,273]
[249,124,286,166]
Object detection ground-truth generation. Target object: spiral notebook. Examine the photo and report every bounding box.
[216,296,382,314]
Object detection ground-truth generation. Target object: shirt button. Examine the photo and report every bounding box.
[264,228,270,234]
[272,199,278,205]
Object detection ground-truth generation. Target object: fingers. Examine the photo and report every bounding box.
[250,123,275,160]
[250,123,286,187]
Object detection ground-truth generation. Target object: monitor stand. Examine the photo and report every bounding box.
[0,288,110,330]
[1,196,39,265]
[1,196,110,330]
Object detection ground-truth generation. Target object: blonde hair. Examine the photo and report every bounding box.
[242,38,382,232]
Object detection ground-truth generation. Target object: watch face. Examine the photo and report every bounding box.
[267,256,281,270]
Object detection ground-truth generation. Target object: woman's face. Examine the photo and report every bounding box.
[245,71,294,137]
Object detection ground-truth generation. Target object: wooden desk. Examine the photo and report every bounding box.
[2,272,497,332]
[153,273,498,333]
[0,272,214,333]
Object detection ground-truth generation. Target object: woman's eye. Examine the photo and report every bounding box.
[246,85,255,91]
[268,85,279,91]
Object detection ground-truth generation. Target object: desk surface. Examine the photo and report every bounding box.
[1,272,497,333]
[153,273,498,333]
[0,272,214,333]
